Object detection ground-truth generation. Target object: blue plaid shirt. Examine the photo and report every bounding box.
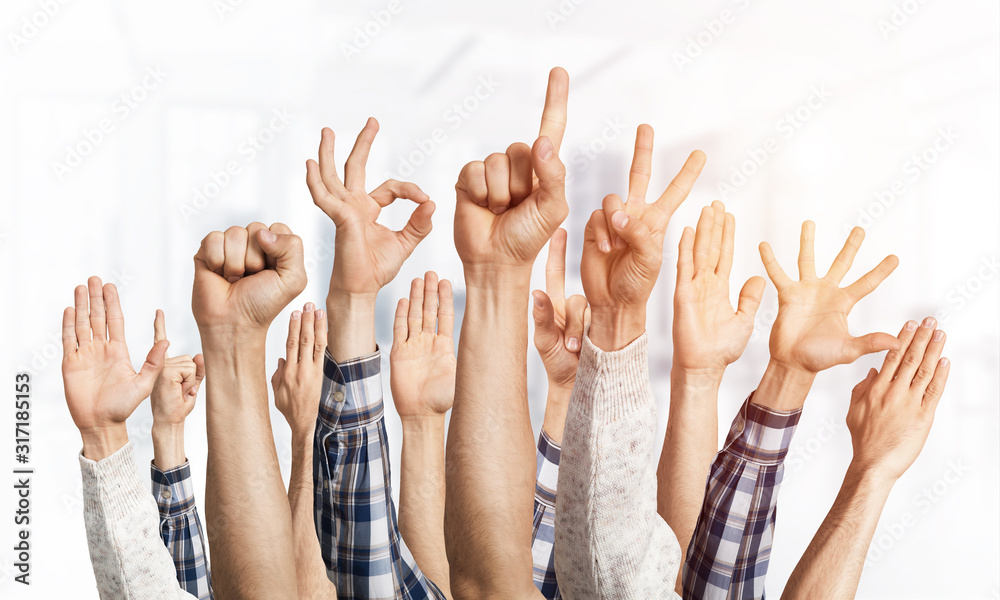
[682,394,801,599]
[533,429,562,599]
[314,349,447,600]
[152,460,214,600]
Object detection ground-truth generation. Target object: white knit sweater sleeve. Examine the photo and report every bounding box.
[554,333,681,600]
[79,442,197,599]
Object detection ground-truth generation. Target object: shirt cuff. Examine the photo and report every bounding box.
[575,332,652,422]
[79,442,147,524]
[535,430,561,509]
[720,392,802,466]
[318,347,384,430]
[150,460,198,518]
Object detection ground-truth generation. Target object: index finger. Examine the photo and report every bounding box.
[154,309,168,344]
[654,150,706,218]
[545,228,568,308]
[538,67,568,154]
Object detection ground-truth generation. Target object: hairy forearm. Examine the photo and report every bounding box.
[326,291,377,362]
[202,335,297,599]
[399,416,451,598]
[445,268,540,599]
[151,423,186,471]
[657,366,722,589]
[540,385,572,445]
[289,431,337,600]
[753,359,816,412]
[782,463,894,599]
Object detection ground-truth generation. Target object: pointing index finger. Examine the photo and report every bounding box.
[538,67,568,155]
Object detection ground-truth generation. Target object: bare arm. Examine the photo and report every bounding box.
[657,202,764,591]
[390,273,456,598]
[446,67,569,600]
[193,223,306,599]
[783,318,950,599]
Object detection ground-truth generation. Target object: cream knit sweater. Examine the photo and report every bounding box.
[554,333,682,600]
[79,442,197,599]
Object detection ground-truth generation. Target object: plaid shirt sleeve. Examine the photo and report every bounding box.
[151,460,214,600]
[313,348,447,600]
[682,393,801,600]
[532,429,562,600]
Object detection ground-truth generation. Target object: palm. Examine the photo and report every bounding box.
[391,337,456,416]
[674,277,752,368]
[65,341,146,428]
[389,274,457,418]
[334,216,410,292]
[760,222,900,374]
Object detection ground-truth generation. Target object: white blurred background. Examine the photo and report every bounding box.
[2,1,998,598]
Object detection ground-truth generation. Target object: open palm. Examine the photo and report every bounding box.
[62,277,167,432]
[761,222,900,373]
[390,273,457,417]
[673,202,765,371]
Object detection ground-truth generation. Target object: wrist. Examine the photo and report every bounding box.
[463,264,532,293]
[200,329,267,355]
[753,358,816,412]
[151,423,186,471]
[670,365,725,393]
[588,306,646,352]
[80,425,129,461]
[845,460,897,496]
[400,413,447,432]
[326,294,377,362]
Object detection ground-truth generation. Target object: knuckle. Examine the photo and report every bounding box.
[915,366,934,381]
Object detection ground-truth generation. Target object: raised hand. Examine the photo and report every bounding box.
[150,310,205,426]
[390,272,457,418]
[192,222,306,335]
[848,318,950,482]
[62,276,168,459]
[532,228,589,392]
[760,223,900,374]
[672,201,765,374]
[582,124,706,350]
[272,303,328,437]
[454,67,569,273]
[306,119,435,300]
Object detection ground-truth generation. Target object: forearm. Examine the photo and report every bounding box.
[399,416,451,598]
[289,431,337,600]
[326,291,377,363]
[202,336,297,599]
[555,334,680,600]
[445,267,539,599]
[81,442,197,599]
[152,422,187,471]
[657,366,721,589]
[782,464,894,600]
[753,359,815,411]
[540,385,572,445]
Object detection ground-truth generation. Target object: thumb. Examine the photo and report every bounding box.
[396,200,435,256]
[136,339,170,396]
[271,357,285,391]
[846,332,901,363]
[851,367,879,403]
[257,226,306,291]
[610,209,661,274]
[532,290,561,353]
[736,276,766,322]
[531,136,568,229]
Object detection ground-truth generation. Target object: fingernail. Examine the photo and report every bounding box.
[932,330,944,342]
[259,229,276,243]
[612,210,629,229]
[599,240,611,253]
[567,337,580,351]
[316,309,325,319]
[921,316,936,329]
[905,321,917,331]
[939,357,950,367]
[538,137,553,160]
[304,302,315,312]
[533,294,544,309]
[291,310,301,320]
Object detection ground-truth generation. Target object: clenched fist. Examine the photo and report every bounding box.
[192,222,307,335]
